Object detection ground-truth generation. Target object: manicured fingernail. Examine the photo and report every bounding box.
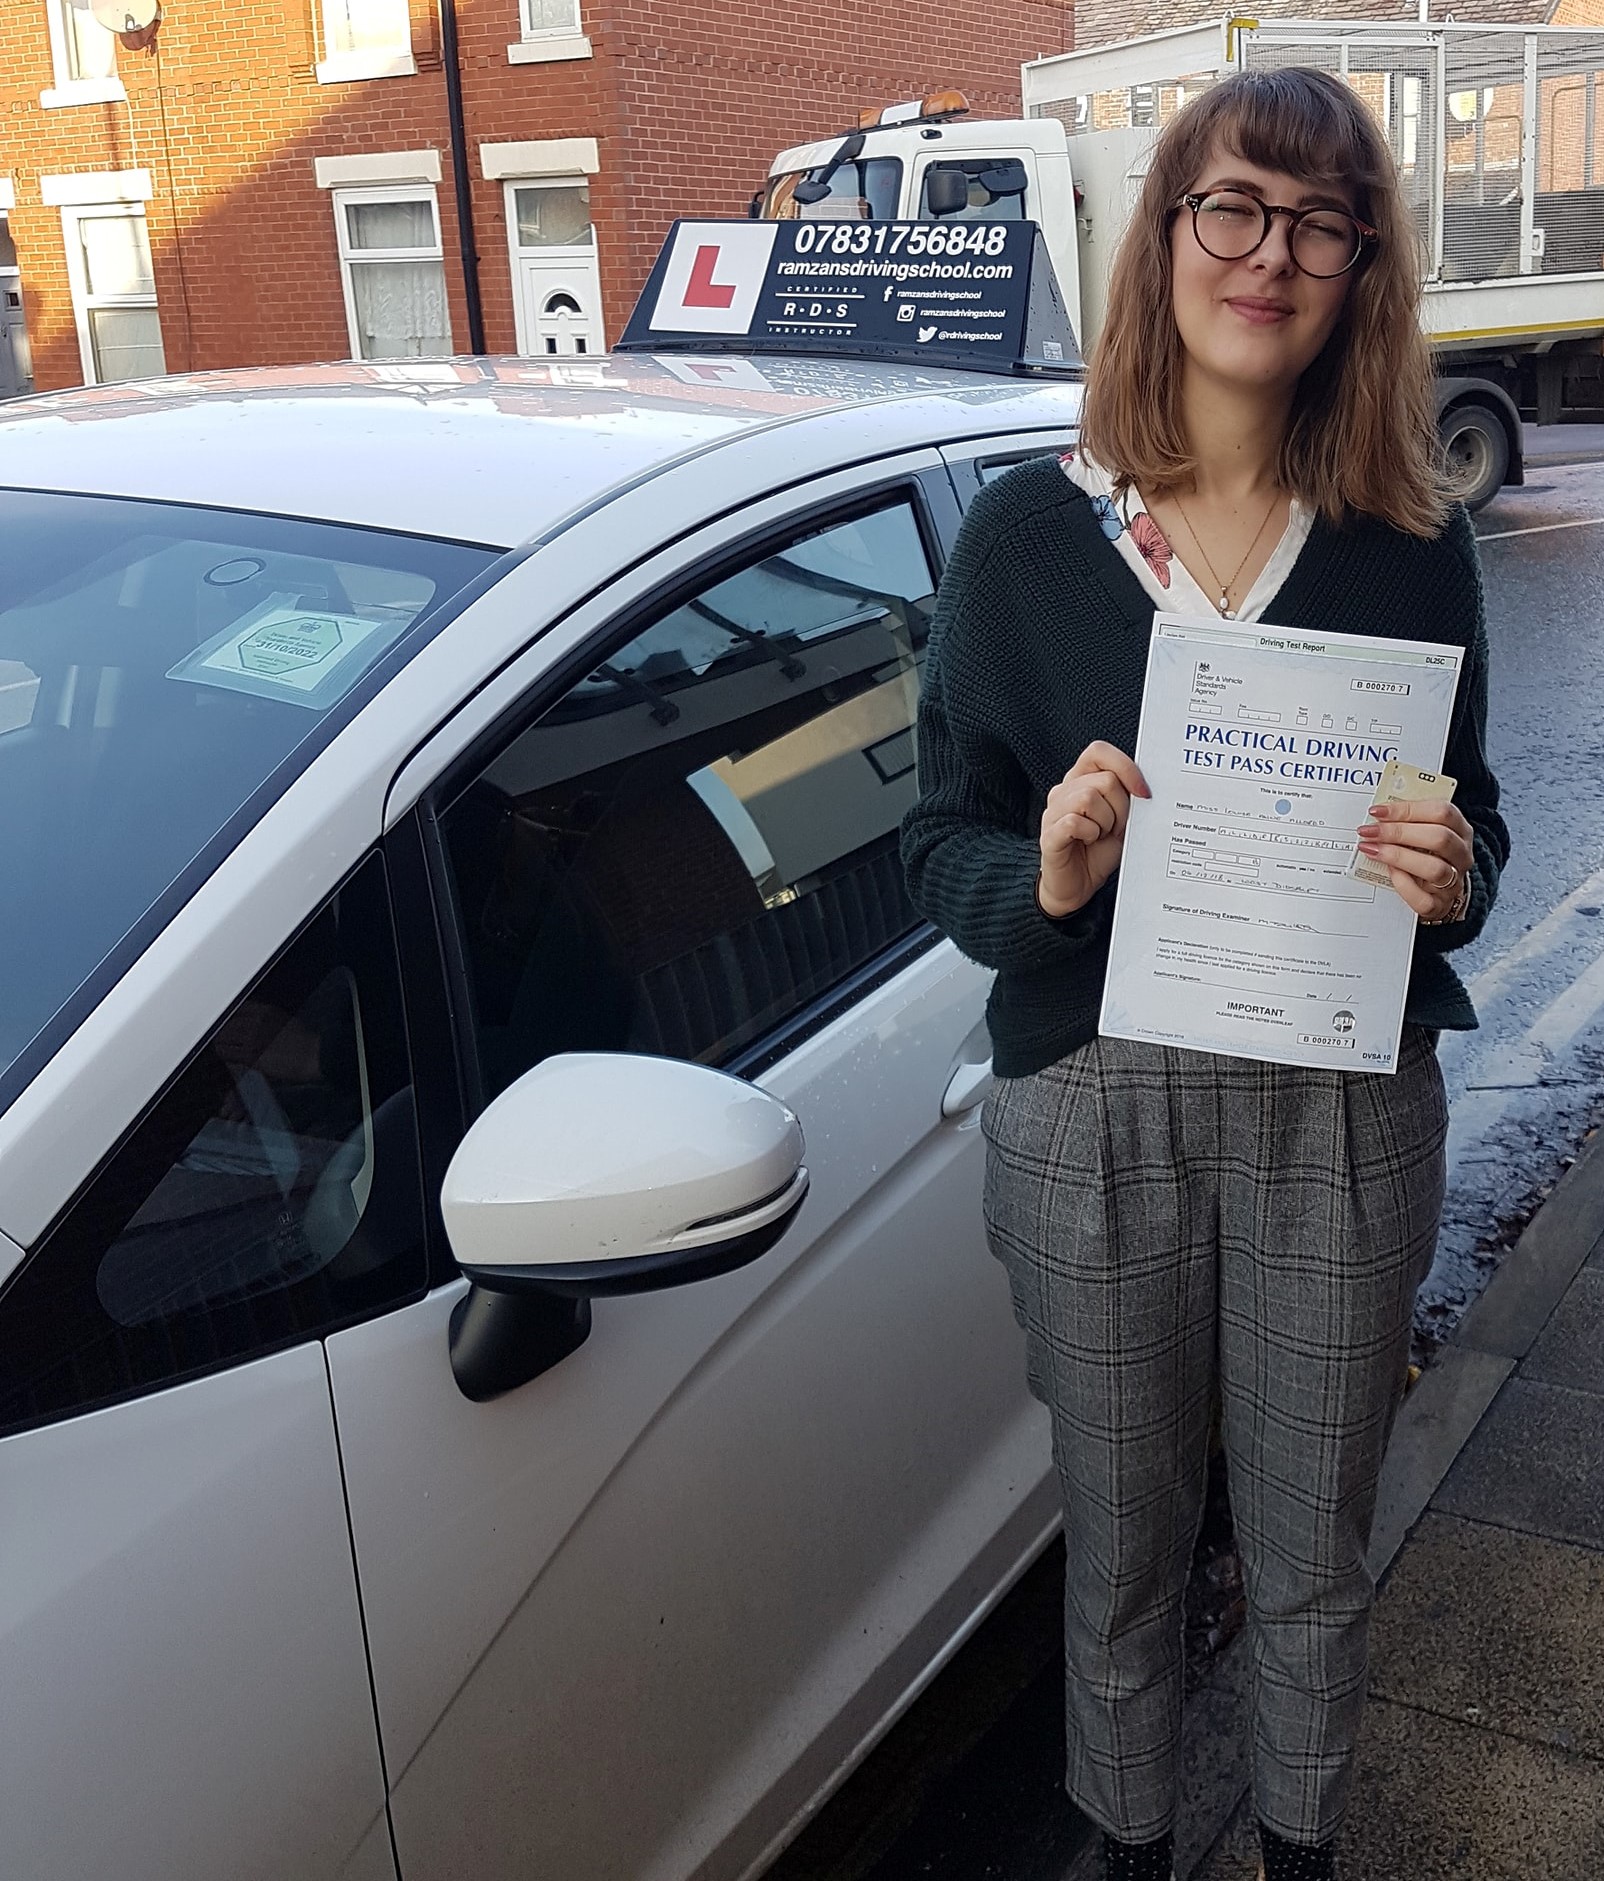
[1357,841,1380,856]
[1357,822,1379,837]
[1367,804,1387,818]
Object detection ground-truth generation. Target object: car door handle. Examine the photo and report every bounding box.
[941,1057,995,1119]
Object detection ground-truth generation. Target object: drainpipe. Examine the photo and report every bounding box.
[438,0,486,354]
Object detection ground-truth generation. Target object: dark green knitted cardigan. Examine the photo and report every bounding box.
[899,455,1510,1079]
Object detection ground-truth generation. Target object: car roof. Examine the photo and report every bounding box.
[0,355,1081,549]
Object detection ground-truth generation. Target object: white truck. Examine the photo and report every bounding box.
[760,17,1604,508]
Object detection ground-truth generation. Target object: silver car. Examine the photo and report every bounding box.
[0,355,1079,1881]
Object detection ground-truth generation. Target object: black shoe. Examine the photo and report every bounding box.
[1258,1822,1335,1881]
[1102,1830,1175,1881]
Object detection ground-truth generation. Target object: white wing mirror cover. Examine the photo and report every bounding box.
[441,1052,808,1296]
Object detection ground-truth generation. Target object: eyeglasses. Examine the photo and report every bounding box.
[1179,190,1379,279]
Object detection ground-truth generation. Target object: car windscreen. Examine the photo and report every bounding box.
[0,489,498,1114]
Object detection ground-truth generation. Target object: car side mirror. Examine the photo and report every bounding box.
[923,168,970,218]
[442,1053,808,1401]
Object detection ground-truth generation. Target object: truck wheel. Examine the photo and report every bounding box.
[1440,402,1510,512]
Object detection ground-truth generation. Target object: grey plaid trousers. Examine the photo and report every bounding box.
[981,1027,1448,1845]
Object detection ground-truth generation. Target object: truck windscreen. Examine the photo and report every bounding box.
[764,157,902,222]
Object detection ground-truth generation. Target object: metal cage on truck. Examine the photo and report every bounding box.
[1021,15,1604,491]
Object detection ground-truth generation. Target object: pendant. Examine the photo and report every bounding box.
[1220,593,1234,619]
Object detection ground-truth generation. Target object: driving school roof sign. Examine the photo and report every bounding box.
[618,219,1081,375]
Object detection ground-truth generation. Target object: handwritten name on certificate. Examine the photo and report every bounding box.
[1100,616,1463,1075]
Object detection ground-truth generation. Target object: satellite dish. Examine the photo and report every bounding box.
[89,0,159,31]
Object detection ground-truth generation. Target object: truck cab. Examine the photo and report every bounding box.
[762,94,1083,360]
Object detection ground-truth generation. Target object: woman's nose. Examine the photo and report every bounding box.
[1253,211,1299,273]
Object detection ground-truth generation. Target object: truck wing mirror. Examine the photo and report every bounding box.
[975,161,1029,198]
[924,169,970,218]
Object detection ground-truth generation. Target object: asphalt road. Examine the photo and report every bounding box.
[1423,456,1604,1340]
[769,454,1604,1881]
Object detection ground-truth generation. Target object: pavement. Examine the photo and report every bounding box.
[1522,423,1604,468]
[1180,1122,1604,1880]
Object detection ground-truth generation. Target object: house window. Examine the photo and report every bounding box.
[317,0,413,81]
[42,0,125,105]
[62,204,166,385]
[522,0,580,35]
[512,181,592,248]
[508,0,588,61]
[334,189,451,361]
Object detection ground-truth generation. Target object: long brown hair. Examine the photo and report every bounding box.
[1079,67,1450,537]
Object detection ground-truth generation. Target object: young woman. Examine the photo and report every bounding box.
[901,68,1509,1881]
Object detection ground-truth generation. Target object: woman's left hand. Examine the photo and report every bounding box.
[1357,799,1476,922]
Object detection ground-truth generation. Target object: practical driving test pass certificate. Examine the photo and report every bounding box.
[1099,616,1464,1075]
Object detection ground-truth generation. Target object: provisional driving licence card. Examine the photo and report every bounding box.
[1349,759,1458,889]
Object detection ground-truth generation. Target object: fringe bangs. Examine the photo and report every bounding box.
[1079,67,1453,539]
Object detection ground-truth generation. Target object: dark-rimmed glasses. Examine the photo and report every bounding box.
[1179,190,1379,279]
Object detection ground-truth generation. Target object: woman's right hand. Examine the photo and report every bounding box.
[1037,741,1149,918]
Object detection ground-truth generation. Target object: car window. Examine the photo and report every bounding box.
[0,853,425,1438]
[438,499,938,1103]
[0,489,495,1117]
[977,449,1063,484]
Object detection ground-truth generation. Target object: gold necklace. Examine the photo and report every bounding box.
[1171,489,1283,619]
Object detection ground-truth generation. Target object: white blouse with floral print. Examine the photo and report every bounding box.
[1060,447,1313,626]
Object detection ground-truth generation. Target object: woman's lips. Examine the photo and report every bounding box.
[1225,297,1295,325]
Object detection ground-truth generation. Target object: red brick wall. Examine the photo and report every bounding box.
[1,0,1071,390]
[591,0,1074,334]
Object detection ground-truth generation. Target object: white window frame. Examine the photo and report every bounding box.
[315,0,415,84]
[41,0,126,108]
[332,184,452,363]
[58,200,163,386]
[508,0,589,65]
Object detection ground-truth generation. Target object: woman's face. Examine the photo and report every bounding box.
[1169,141,1358,397]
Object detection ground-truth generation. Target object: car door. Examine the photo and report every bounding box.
[0,853,426,1881]
[324,464,1058,1881]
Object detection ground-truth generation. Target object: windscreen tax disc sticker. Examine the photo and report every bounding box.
[169,600,392,709]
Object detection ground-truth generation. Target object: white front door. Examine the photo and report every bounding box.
[0,214,32,398]
[0,276,28,398]
[506,180,604,355]
[518,257,603,354]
